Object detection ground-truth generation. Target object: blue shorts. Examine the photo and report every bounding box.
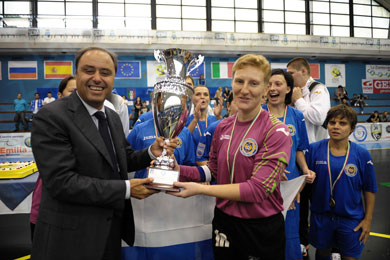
[285,202,301,260]
[309,212,364,258]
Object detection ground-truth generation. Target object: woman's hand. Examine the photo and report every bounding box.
[193,103,201,122]
[213,96,223,119]
[302,168,316,183]
[150,137,178,158]
[168,181,204,198]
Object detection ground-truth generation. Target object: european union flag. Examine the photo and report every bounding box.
[188,63,205,79]
[116,61,141,79]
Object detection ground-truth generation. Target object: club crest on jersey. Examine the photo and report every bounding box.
[176,137,183,148]
[287,124,296,136]
[240,138,258,157]
[345,164,358,177]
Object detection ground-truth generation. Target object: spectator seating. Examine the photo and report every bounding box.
[0,103,32,132]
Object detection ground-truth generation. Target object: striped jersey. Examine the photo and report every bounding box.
[180,109,292,218]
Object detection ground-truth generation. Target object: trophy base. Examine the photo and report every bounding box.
[146,167,180,192]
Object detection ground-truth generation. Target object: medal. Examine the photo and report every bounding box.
[226,107,262,183]
[329,197,336,208]
[327,140,350,209]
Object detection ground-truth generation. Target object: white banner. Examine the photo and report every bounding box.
[280,175,306,219]
[325,64,346,87]
[271,63,287,69]
[0,133,33,158]
[366,64,390,79]
[131,193,215,247]
[350,122,390,143]
[146,60,166,87]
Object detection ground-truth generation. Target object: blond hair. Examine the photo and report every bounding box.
[232,54,271,84]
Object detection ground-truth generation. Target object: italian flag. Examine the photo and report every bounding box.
[212,62,234,79]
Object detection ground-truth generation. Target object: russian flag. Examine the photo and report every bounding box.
[9,61,37,80]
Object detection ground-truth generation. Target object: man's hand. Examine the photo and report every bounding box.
[150,137,178,158]
[291,87,303,105]
[130,177,159,199]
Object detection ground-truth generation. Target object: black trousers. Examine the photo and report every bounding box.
[212,207,285,260]
[102,214,122,260]
[14,111,28,130]
[299,183,312,246]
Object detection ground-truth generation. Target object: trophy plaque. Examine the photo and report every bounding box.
[146,48,203,192]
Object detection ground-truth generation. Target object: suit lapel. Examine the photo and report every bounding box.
[106,108,127,180]
[68,93,114,171]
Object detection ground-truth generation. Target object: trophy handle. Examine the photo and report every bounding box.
[154,50,166,64]
[186,55,204,76]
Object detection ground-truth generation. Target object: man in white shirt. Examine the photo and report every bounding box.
[287,57,331,259]
[43,91,56,105]
[287,57,330,144]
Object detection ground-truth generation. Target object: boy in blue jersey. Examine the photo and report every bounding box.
[306,104,377,260]
[263,69,315,260]
[127,118,196,178]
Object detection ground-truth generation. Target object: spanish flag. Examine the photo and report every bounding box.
[44,61,73,79]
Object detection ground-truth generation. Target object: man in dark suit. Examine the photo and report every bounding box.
[31,47,176,260]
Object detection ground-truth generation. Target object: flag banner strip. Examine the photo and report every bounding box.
[45,61,72,66]
[10,73,37,79]
[45,74,72,79]
[10,68,36,73]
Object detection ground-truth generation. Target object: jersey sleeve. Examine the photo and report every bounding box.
[359,147,378,193]
[239,123,292,203]
[180,128,196,166]
[127,126,138,148]
[296,110,310,152]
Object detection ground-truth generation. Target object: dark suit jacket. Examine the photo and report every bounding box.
[31,92,151,260]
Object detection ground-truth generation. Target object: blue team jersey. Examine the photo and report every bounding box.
[185,114,218,154]
[127,118,196,178]
[306,139,377,219]
[262,105,309,180]
[195,119,223,162]
[134,111,153,128]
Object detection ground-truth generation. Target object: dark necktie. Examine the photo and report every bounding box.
[94,111,120,179]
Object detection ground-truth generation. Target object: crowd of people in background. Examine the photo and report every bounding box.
[7,46,382,260]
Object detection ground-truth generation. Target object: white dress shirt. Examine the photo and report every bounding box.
[294,77,330,144]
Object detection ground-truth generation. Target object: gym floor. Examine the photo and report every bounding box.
[0,148,389,260]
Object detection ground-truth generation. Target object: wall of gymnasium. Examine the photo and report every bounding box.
[1,52,390,103]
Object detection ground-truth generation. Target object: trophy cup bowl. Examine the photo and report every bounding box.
[146,49,202,192]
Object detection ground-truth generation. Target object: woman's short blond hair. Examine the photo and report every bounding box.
[232,54,271,84]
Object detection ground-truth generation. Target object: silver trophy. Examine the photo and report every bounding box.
[146,48,204,192]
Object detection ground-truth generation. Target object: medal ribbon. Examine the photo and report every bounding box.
[326,140,350,201]
[267,104,287,124]
[226,108,262,183]
[196,114,208,137]
[153,121,159,138]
